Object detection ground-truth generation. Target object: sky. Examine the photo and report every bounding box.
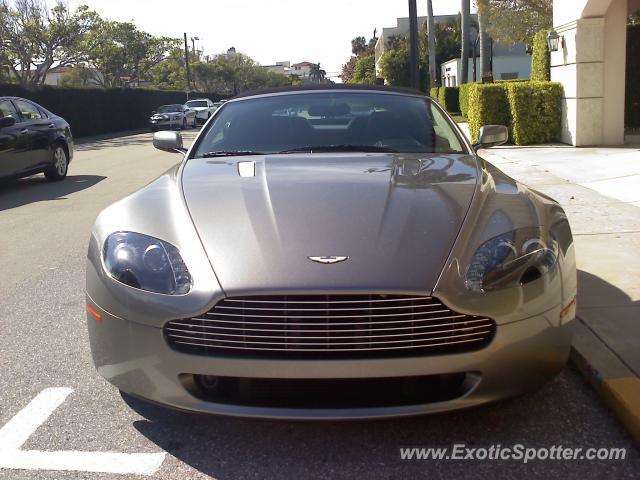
[66,0,472,80]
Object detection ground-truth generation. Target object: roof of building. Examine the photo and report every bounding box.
[48,66,73,74]
[292,61,316,67]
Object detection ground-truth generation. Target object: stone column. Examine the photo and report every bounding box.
[551,0,627,146]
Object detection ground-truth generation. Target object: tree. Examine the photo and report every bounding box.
[460,0,470,84]
[60,64,95,87]
[351,36,368,56]
[530,29,550,81]
[379,44,411,88]
[85,21,179,87]
[190,51,295,95]
[418,17,461,84]
[478,8,491,77]
[340,56,357,83]
[309,62,326,83]
[150,47,188,90]
[476,0,552,45]
[0,0,101,86]
[426,0,436,88]
[341,34,377,83]
[349,54,375,85]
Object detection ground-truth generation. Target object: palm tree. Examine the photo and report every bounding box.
[309,62,326,84]
[426,0,436,88]
[460,0,470,84]
[478,8,491,78]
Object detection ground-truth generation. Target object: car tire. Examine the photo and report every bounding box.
[181,118,187,130]
[44,144,68,182]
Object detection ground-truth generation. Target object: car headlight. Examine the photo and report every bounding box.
[102,232,192,295]
[464,227,558,293]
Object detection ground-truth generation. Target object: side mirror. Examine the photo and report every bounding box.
[0,116,17,128]
[473,125,508,151]
[153,131,186,153]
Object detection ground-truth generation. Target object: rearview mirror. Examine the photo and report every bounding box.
[0,116,16,128]
[153,131,186,153]
[474,125,508,151]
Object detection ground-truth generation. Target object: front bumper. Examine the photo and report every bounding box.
[149,119,178,129]
[87,301,573,419]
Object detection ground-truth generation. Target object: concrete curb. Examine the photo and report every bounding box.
[570,318,640,442]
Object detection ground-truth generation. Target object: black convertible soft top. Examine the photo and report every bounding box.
[232,84,426,100]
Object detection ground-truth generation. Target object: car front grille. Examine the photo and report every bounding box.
[164,295,496,358]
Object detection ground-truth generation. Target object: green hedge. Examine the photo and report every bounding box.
[0,84,226,137]
[467,83,511,143]
[504,81,563,145]
[429,87,439,99]
[459,83,475,118]
[626,24,640,129]
[460,79,528,118]
[438,86,460,114]
[467,81,563,145]
[531,30,550,81]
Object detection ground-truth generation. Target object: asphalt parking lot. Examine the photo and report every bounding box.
[0,131,638,479]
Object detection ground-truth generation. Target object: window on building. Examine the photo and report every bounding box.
[500,72,519,80]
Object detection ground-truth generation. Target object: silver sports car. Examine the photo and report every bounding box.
[86,86,577,419]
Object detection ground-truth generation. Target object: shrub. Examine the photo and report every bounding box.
[458,82,475,118]
[467,83,511,143]
[504,81,563,145]
[429,87,439,100]
[349,54,376,85]
[531,30,550,81]
[437,86,460,114]
[0,84,226,138]
[626,24,640,129]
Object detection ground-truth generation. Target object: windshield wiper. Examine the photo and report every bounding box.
[200,150,265,158]
[278,145,398,154]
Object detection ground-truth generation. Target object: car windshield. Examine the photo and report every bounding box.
[157,105,182,113]
[192,91,466,157]
[186,101,208,107]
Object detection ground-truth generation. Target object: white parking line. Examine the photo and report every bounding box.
[0,387,166,475]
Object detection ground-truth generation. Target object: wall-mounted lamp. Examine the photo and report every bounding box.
[547,29,561,52]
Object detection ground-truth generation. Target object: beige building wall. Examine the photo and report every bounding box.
[552,0,630,146]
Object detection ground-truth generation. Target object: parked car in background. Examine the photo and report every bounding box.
[149,104,196,132]
[0,96,74,182]
[185,99,217,125]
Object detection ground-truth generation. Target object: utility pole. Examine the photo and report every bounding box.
[191,36,200,56]
[408,0,419,90]
[183,32,192,98]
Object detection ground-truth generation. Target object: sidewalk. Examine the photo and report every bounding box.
[473,136,640,441]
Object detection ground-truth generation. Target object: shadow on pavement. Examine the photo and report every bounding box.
[123,367,639,479]
[75,134,155,152]
[577,269,636,308]
[0,174,106,211]
[75,129,200,153]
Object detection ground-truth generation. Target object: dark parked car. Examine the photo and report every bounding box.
[0,97,74,182]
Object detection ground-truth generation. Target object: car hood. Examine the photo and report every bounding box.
[181,153,479,294]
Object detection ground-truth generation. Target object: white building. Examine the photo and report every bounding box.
[441,44,532,86]
[375,14,466,77]
[37,66,103,87]
[262,61,291,75]
[291,61,316,79]
[550,0,639,145]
